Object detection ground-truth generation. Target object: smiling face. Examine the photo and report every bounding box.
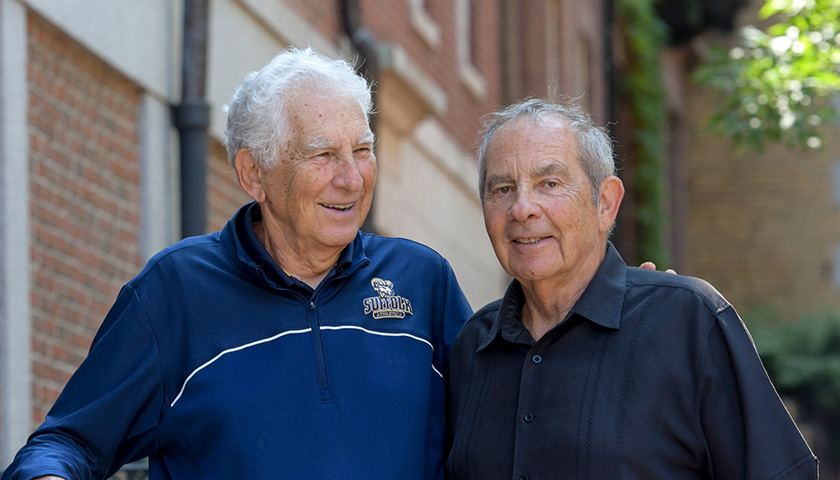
[482,116,617,288]
[243,89,376,257]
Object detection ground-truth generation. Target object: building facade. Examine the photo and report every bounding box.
[0,0,614,467]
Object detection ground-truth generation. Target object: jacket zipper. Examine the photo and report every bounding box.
[297,265,364,404]
[307,298,333,403]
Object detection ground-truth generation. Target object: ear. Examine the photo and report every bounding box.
[597,175,624,234]
[234,149,266,203]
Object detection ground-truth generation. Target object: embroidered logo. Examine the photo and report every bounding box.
[363,278,414,319]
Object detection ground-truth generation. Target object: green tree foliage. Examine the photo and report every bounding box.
[694,0,840,151]
[617,0,670,265]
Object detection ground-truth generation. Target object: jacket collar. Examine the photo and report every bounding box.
[222,202,368,291]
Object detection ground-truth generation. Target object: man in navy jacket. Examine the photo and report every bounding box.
[3,47,472,480]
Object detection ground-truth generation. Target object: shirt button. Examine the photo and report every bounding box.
[523,413,534,423]
[532,354,542,364]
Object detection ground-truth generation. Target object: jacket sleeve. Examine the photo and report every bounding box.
[2,285,165,480]
[700,305,818,479]
[438,259,473,370]
[425,258,472,480]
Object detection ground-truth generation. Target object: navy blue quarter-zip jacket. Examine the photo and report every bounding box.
[3,202,473,480]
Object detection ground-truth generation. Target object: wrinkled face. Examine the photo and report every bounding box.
[257,90,376,252]
[482,117,604,285]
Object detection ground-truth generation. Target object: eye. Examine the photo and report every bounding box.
[543,179,560,189]
[354,145,373,157]
[491,185,514,197]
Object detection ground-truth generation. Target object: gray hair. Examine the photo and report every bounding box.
[477,98,616,204]
[224,47,373,177]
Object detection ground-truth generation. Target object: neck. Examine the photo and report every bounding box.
[253,221,341,289]
[519,242,606,342]
[520,285,582,342]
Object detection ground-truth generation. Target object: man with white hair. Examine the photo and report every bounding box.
[3,47,472,480]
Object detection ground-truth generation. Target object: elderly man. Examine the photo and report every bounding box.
[445,98,818,479]
[3,48,472,479]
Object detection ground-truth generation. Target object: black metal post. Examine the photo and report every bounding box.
[341,0,379,233]
[174,0,210,238]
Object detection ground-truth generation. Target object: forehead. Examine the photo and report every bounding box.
[485,117,582,176]
[286,89,371,143]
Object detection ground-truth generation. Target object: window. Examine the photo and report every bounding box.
[410,0,441,48]
[455,0,487,99]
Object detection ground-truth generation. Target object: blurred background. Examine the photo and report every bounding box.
[1,0,839,477]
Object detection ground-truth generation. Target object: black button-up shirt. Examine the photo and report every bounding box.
[446,243,817,480]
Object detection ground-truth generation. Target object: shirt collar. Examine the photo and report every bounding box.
[477,242,626,352]
[476,280,531,351]
[572,242,626,329]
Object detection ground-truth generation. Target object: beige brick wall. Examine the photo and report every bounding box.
[684,85,840,310]
[27,13,143,425]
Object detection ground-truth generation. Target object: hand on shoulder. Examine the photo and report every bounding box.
[639,262,676,275]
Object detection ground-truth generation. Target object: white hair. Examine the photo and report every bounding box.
[477,98,616,205]
[224,47,373,177]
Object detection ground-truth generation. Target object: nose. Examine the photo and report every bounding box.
[508,188,540,221]
[333,152,364,191]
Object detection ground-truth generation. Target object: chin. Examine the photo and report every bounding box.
[506,260,560,282]
[321,228,361,247]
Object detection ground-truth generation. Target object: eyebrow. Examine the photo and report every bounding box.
[484,174,512,190]
[485,161,571,189]
[531,161,570,178]
[358,131,375,145]
[303,132,375,152]
[302,136,334,152]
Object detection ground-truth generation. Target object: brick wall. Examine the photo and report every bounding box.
[284,0,341,42]
[207,140,252,232]
[362,0,501,151]
[287,0,503,155]
[27,14,143,424]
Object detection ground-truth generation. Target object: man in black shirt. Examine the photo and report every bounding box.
[445,98,818,479]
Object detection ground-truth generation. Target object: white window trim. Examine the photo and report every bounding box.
[0,0,32,465]
[455,0,487,99]
[409,0,441,49]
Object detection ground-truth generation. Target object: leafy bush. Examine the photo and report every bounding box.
[742,304,840,475]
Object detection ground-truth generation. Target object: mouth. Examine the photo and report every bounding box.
[513,236,549,245]
[321,202,355,213]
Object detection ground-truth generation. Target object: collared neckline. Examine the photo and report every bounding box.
[235,202,360,290]
[477,242,627,352]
